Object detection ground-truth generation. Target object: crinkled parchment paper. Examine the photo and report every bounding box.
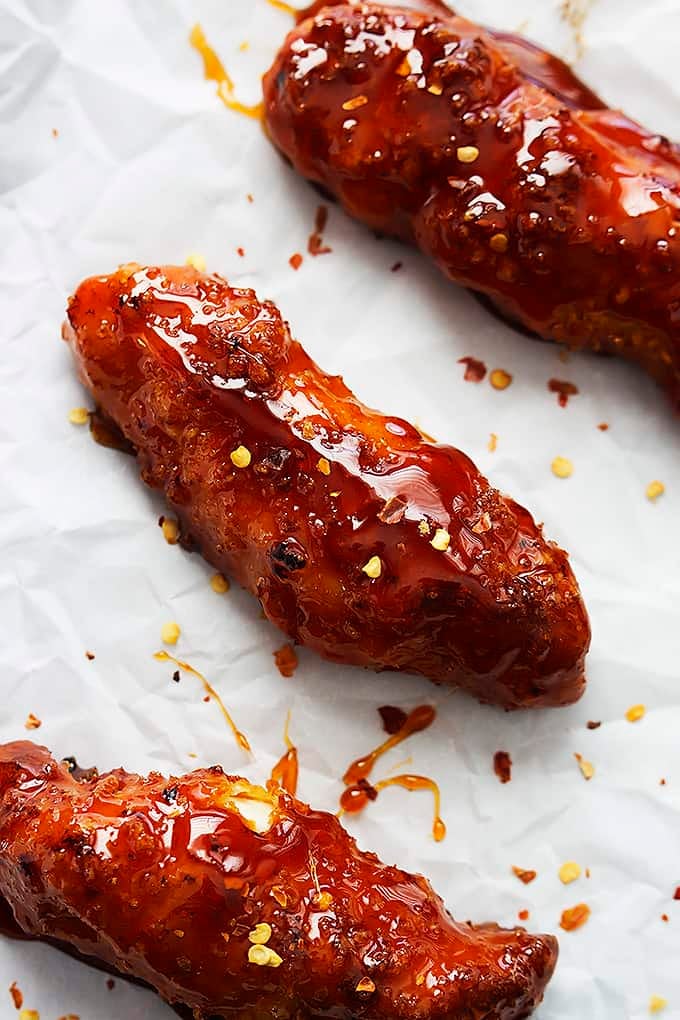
[2,0,680,1016]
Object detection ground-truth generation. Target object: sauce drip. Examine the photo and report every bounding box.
[341,774,446,843]
[308,205,332,256]
[189,24,263,120]
[269,711,299,795]
[267,0,298,16]
[154,651,250,752]
[548,378,579,407]
[342,704,435,785]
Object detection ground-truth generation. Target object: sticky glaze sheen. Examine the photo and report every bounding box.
[65,265,589,709]
[0,742,558,1019]
[264,1,680,409]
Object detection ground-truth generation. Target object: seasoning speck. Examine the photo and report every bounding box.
[489,232,509,253]
[649,996,668,1014]
[85,650,95,660]
[230,445,252,468]
[574,753,594,780]
[9,982,23,1009]
[248,944,283,967]
[274,643,298,678]
[160,516,180,545]
[248,922,272,945]
[362,555,382,579]
[210,573,230,594]
[646,480,665,502]
[559,861,581,885]
[185,253,206,272]
[391,261,402,272]
[489,368,512,390]
[418,520,431,536]
[458,356,486,383]
[18,1012,40,1020]
[586,720,601,730]
[560,902,591,931]
[488,432,498,452]
[355,977,376,994]
[625,703,646,723]
[512,866,537,885]
[342,94,368,110]
[518,909,530,921]
[552,456,573,479]
[289,253,303,271]
[494,750,512,783]
[548,378,579,408]
[24,713,41,730]
[317,457,331,475]
[457,145,479,163]
[161,622,181,646]
[597,422,609,431]
[430,528,451,552]
[68,407,90,426]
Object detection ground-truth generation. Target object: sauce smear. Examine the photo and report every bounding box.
[343,704,436,785]
[548,378,579,407]
[341,774,446,842]
[269,711,299,795]
[154,651,250,752]
[189,24,263,120]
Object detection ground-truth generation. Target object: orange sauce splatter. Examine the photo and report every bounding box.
[269,711,298,795]
[548,378,579,407]
[154,651,250,752]
[266,0,298,14]
[189,24,263,120]
[289,252,303,271]
[341,774,446,842]
[342,704,436,785]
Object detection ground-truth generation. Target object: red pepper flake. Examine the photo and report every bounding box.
[274,643,298,678]
[106,979,115,991]
[85,650,95,661]
[289,253,303,271]
[548,378,579,407]
[9,982,23,1009]
[203,695,211,703]
[378,705,408,735]
[673,887,680,900]
[518,909,530,921]
[586,720,601,730]
[512,866,537,885]
[52,127,59,138]
[597,422,609,431]
[660,778,667,786]
[494,750,512,783]
[308,205,332,256]
[560,903,591,931]
[458,356,487,383]
[246,193,254,203]
[236,247,245,257]
[391,261,403,272]
[24,713,41,730]
[661,913,669,922]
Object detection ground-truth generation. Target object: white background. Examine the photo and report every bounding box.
[2,0,680,1016]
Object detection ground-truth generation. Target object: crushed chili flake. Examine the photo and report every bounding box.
[586,720,601,730]
[673,887,680,900]
[236,247,245,257]
[342,94,368,111]
[378,705,408,735]
[575,753,595,780]
[246,193,254,203]
[106,979,115,990]
[289,253,303,271]
[308,205,332,256]
[560,902,591,931]
[24,713,41,730]
[52,127,58,138]
[660,778,667,786]
[85,650,95,660]
[488,432,498,452]
[548,378,579,407]
[9,982,23,1009]
[493,750,512,783]
[518,909,530,921]
[585,867,591,878]
[649,995,668,1014]
[172,670,180,683]
[377,495,408,525]
[458,356,487,383]
[274,643,298,678]
[597,422,609,431]
[390,261,402,272]
[512,866,537,885]
[626,703,646,723]
[661,913,669,922]
[489,368,512,390]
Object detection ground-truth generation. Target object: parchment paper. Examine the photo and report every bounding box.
[2,0,680,1016]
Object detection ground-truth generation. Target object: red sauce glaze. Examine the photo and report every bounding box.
[341,773,446,842]
[264,1,680,410]
[459,355,487,382]
[0,741,558,1019]
[64,264,589,709]
[548,378,579,407]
